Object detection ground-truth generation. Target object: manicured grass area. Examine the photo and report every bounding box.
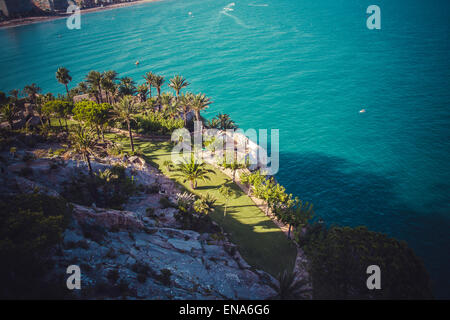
[48,117,296,276]
[105,133,297,277]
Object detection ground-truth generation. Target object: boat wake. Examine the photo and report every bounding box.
[220,3,250,29]
[248,3,269,7]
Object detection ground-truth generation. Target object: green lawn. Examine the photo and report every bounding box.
[48,117,297,276]
[105,133,297,277]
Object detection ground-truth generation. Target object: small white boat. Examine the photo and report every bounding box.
[359,109,366,113]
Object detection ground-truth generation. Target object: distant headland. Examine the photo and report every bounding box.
[0,0,159,29]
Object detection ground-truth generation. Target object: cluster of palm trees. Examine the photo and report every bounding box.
[67,69,216,126]
[241,171,315,240]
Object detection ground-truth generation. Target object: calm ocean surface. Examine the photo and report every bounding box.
[0,0,449,297]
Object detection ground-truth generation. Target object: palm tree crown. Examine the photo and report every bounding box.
[169,75,189,97]
[56,67,72,97]
[70,124,97,174]
[191,93,212,122]
[111,95,140,152]
[143,71,154,98]
[152,75,165,98]
[85,71,103,103]
[174,155,214,189]
[23,83,41,105]
[118,77,137,97]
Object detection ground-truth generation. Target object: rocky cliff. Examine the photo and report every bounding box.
[0,139,278,299]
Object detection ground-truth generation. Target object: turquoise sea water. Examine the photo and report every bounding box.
[0,0,449,297]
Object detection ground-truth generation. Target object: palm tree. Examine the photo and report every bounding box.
[163,159,173,172]
[206,117,220,129]
[271,270,311,300]
[143,71,154,98]
[118,77,137,97]
[178,93,192,126]
[169,75,189,98]
[152,75,165,98]
[193,193,217,215]
[191,93,212,122]
[174,155,214,189]
[222,159,245,182]
[111,96,140,153]
[218,184,236,217]
[145,97,158,114]
[160,92,176,118]
[56,67,72,98]
[292,200,314,236]
[0,104,15,129]
[137,84,148,102]
[217,113,237,130]
[101,70,118,104]
[23,83,41,105]
[8,89,20,103]
[76,81,88,95]
[85,71,103,103]
[70,124,97,174]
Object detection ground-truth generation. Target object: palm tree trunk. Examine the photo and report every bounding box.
[195,110,200,122]
[98,84,103,103]
[190,180,194,189]
[128,121,135,153]
[85,153,92,174]
[148,84,152,98]
[65,84,70,100]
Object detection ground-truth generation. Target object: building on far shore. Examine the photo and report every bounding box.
[0,0,137,19]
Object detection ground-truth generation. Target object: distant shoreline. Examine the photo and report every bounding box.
[0,0,159,29]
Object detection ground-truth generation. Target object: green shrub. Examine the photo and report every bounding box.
[63,165,137,210]
[135,112,183,136]
[301,224,433,299]
[159,196,173,209]
[0,194,72,299]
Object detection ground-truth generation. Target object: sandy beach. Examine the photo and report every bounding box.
[0,0,159,29]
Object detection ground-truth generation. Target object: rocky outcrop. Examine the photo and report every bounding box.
[58,203,277,299]
[72,203,144,231]
[1,145,279,299]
